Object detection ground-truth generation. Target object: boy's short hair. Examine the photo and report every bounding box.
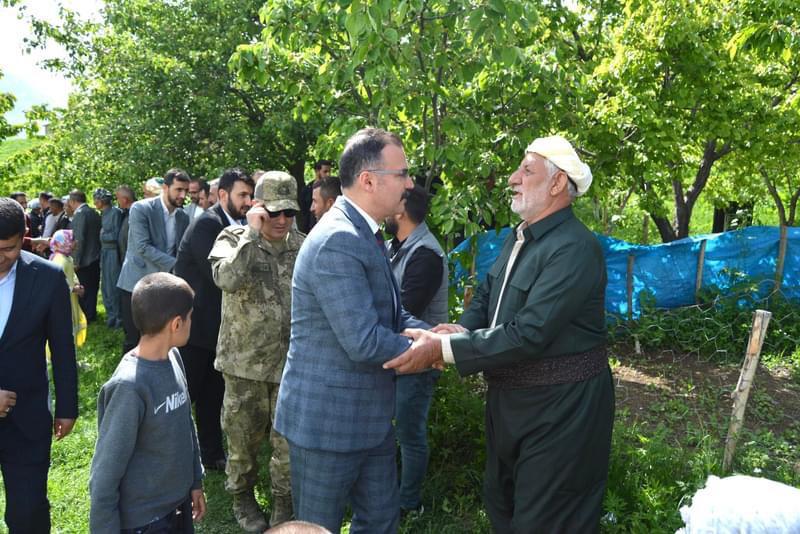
[131,273,194,335]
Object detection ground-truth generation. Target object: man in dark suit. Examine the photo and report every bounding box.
[68,189,102,322]
[116,168,190,354]
[174,168,254,471]
[0,198,79,533]
[114,185,136,263]
[275,128,436,533]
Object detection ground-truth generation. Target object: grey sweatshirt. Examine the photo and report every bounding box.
[89,349,203,532]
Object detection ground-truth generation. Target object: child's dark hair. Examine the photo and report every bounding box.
[131,272,194,335]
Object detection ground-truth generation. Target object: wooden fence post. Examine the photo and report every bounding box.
[626,254,635,322]
[722,309,772,473]
[463,236,478,309]
[775,225,788,291]
[695,239,707,304]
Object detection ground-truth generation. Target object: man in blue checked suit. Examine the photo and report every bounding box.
[275,128,439,533]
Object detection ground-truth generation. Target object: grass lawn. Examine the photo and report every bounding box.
[0,307,798,533]
[0,137,42,164]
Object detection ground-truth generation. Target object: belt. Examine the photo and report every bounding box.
[484,345,608,389]
[120,498,191,534]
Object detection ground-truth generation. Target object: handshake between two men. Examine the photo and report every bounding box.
[383,324,467,374]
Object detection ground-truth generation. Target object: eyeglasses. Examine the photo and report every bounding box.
[365,168,410,179]
[267,209,297,218]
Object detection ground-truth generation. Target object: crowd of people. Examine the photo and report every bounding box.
[0,129,614,534]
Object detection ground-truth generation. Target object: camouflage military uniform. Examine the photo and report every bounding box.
[210,216,304,513]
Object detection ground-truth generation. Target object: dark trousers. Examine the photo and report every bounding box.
[120,290,140,355]
[484,368,615,534]
[120,498,193,534]
[76,259,100,322]
[179,345,225,464]
[0,420,52,533]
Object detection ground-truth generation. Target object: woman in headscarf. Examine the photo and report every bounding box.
[50,229,88,347]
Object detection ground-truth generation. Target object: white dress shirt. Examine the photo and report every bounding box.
[42,213,58,238]
[0,259,19,339]
[159,195,178,256]
[342,195,380,235]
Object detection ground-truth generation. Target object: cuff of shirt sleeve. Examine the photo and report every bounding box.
[441,335,455,364]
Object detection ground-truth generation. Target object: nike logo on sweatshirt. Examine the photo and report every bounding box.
[153,391,188,415]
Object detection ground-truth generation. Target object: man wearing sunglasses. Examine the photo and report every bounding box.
[209,171,304,531]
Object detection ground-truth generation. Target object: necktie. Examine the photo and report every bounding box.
[374,229,384,248]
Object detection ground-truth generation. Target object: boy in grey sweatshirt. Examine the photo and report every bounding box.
[90,272,206,533]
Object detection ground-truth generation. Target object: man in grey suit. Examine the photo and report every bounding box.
[68,189,102,322]
[275,128,437,534]
[116,168,190,354]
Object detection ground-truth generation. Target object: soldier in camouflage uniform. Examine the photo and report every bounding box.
[209,171,304,532]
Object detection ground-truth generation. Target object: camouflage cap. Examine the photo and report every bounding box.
[254,171,300,211]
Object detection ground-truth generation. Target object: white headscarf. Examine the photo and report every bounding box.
[526,136,592,196]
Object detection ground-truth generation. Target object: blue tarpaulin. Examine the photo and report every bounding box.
[450,226,800,318]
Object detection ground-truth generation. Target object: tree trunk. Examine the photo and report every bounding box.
[649,138,732,242]
[287,159,306,193]
[651,213,677,242]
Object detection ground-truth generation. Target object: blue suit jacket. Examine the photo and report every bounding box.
[275,196,427,453]
[0,251,78,441]
[117,196,189,292]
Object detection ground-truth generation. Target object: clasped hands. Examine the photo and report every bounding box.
[383,323,467,374]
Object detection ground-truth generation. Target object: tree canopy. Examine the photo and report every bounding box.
[2,0,798,242]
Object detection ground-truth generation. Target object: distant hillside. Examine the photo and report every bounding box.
[0,137,43,163]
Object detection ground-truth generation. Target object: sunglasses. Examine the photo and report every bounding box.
[267,209,298,218]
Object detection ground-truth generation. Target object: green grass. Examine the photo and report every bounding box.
[0,137,42,164]
[1,309,798,533]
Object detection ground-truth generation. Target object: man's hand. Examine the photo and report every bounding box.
[0,389,17,417]
[191,488,207,522]
[246,202,267,233]
[54,418,76,440]
[432,323,467,335]
[73,284,85,297]
[383,328,444,374]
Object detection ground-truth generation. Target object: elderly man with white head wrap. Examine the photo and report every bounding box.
[386,135,614,532]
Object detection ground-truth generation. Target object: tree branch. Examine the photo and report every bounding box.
[225,86,265,125]
[760,166,787,226]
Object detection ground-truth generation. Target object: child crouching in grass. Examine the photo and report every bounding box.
[90,272,206,533]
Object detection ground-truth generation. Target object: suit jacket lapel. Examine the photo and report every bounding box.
[336,198,402,330]
[0,253,37,346]
[151,198,168,249]
[212,204,227,225]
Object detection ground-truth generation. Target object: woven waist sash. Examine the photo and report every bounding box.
[484,345,608,389]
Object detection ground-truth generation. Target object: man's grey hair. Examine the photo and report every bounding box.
[115,185,137,201]
[543,158,577,200]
